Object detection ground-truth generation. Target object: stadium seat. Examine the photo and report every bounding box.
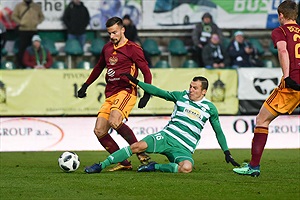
[221,37,231,49]
[89,38,106,56]
[76,61,92,70]
[1,48,7,56]
[13,39,19,54]
[42,39,58,56]
[154,60,171,68]
[269,40,278,56]
[142,39,161,56]
[182,59,198,68]
[1,61,16,70]
[64,39,84,56]
[38,31,66,42]
[168,39,187,55]
[249,38,265,55]
[51,61,67,69]
[64,39,84,69]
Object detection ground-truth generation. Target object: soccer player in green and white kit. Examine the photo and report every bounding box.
[84,74,240,173]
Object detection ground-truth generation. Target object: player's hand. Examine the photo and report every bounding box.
[120,73,139,85]
[224,150,240,167]
[138,92,150,108]
[284,77,300,91]
[77,83,88,98]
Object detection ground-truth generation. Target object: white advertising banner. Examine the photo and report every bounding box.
[0,0,284,30]
[1,115,299,152]
[238,68,282,100]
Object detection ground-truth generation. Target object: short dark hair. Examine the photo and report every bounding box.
[193,76,209,90]
[278,0,298,20]
[106,17,123,28]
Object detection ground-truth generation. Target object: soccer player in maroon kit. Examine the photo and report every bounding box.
[234,0,300,177]
[78,17,152,171]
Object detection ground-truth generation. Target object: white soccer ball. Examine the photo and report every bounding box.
[58,151,80,172]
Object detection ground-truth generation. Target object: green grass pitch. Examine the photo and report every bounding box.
[0,149,299,200]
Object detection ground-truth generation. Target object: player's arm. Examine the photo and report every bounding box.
[77,53,106,98]
[131,44,153,108]
[209,105,240,167]
[121,74,178,102]
[277,41,289,78]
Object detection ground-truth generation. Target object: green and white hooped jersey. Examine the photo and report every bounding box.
[138,81,228,154]
[162,90,220,153]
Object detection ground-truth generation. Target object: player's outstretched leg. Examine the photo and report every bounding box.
[84,163,103,174]
[233,163,260,177]
[137,161,157,172]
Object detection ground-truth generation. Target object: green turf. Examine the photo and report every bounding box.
[0,149,299,200]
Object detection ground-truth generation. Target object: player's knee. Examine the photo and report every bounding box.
[179,165,192,173]
[94,127,106,138]
[108,119,121,130]
[178,161,193,173]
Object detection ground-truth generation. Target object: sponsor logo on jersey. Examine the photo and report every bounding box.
[109,56,118,65]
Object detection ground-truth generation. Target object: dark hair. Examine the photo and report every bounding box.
[106,17,123,28]
[278,0,298,20]
[123,14,131,20]
[192,76,209,90]
[202,12,212,20]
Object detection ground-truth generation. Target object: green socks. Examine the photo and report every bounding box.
[100,146,132,169]
[155,163,179,173]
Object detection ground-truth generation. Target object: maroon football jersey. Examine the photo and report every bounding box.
[86,39,152,97]
[271,23,300,84]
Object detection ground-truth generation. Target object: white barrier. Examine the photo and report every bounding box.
[0,115,299,152]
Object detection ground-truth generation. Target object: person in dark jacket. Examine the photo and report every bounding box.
[191,12,223,67]
[202,33,230,69]
[228,31,263,68]
[123,14,152,68]
[122,14,141,45]
[62,0,90,48]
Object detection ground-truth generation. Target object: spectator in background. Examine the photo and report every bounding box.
[228,31,263,68]
[123,14,152,68]
[12,0,44,69]
[123,14,141,45]
[22,35,53,69]
[0,22,7,61]
[192,12,223,67]
[202,33,229,69]
[62,0,90,49]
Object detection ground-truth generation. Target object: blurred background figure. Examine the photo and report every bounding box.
[123,14,152,68]
[192,12,223,67]
[123,14,141,45]
[12,0,44,69]
[202,33,229,69]
[228,31,263,68]
[0,21,7,62]
[22,35,53,69]
[62,0,90,49]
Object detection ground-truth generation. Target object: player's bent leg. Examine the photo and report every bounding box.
[85,146,133,174]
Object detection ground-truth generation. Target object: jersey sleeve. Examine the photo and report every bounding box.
[138,81,182,102]
[85,47,106,85]
[209,103,229,151]
[131,44,152,84]
[271,27,286,48]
